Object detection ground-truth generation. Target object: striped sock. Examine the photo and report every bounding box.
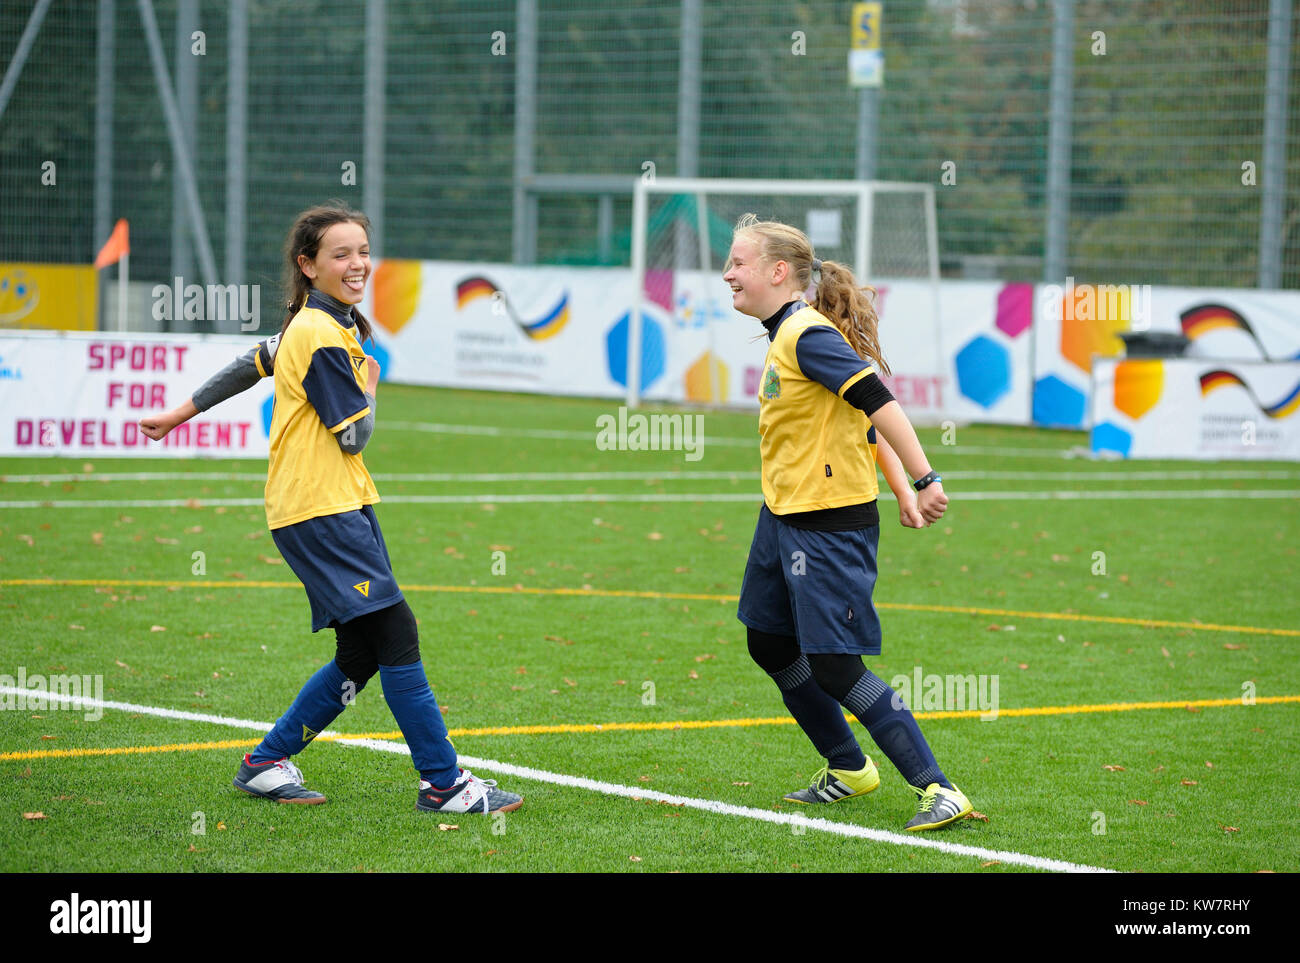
[841,670,952,791]
[770,656,867,771]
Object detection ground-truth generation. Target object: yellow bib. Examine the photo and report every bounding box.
[757,307,879,514]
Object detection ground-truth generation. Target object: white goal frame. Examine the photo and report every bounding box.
[628,177,941,408]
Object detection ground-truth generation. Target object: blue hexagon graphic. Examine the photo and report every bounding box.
[606,309,665,392]
[1091,421,1132,457]
[260,390,275,437]
[1033,375,1087,428]
[954,334,1011,409]
[362,335,391,382]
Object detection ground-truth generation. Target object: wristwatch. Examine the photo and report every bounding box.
[913,470,942,492]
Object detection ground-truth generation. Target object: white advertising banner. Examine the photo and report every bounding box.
[0,332,270,457]
[1033,281,1300,428]
[361,261,637,399]
[363,260,1032,423]
[1090,357,1300,460]
[880,279,1032,425]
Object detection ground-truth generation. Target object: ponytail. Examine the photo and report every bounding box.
[811,260,889,376]
[732,213,889,376]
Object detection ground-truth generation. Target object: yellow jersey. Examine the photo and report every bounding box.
[264,304,378,529]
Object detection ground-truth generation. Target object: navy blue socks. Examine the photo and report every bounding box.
[840,670,953,791]
[769,656,867,771]
[251,659,354,763]
[378,662,460,788]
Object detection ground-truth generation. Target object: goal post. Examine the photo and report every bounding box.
[627,177,941,409]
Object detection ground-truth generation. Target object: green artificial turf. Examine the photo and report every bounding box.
[2,384,1297,872]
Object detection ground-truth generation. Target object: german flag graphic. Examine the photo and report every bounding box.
[455,275,570,341]
[1180,304,1270,359]
[1199,368,1300,419]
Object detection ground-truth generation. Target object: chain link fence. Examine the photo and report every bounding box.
[2,0,1296,332]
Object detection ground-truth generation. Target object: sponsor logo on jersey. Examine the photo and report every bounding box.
[762,362,781,400]
[353,580,371,597]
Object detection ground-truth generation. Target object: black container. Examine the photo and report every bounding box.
[1118,331,1190,358]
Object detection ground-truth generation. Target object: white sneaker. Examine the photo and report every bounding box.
[416,768,523,814]
[233,754,326,804]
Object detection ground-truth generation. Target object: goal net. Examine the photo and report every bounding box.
[628,177,940,409]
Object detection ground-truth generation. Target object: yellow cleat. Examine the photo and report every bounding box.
[905,782,972,831]
[783,758,880,804]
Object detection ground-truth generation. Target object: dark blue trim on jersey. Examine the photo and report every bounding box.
[760,300,808,341]
[306,289,359,328]
[759,300,874,396]
[302,345,369,431]
[796,325,874,395]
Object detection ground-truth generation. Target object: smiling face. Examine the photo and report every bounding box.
[298,221,371,305]
[723,233,796,320]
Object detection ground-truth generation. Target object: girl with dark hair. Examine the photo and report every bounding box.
[723,213,972,831]
[141,203,522,815]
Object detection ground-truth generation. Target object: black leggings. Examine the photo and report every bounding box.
[333,600,421,685]
[746,627,867,701]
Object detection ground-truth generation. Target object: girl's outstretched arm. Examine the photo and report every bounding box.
[139,338,275,441]
[868,401,948,524]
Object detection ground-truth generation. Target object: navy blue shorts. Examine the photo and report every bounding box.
[271,504,405,632]
[737,504,883,655]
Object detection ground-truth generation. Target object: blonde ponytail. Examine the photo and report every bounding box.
[811,260,889,376]
[732,214,890,376]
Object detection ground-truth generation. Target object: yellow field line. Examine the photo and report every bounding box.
[4,695,1295,762]
[3,578,1297,637]
[448,694,1300,734]
[0,729,410,763]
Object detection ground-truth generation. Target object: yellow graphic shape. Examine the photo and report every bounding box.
[0,263,96,330]
[353,580,370,597]
[371,259,421,335]
[1112,360,1164,420]
[685,351,729,402]
[1061,284,1128,373]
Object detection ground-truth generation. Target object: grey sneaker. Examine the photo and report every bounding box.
[233,755,326,804]
[904,782,972,831]
[417,768,523,814]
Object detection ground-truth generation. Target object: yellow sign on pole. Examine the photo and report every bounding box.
[849,3,883,87]
[852,2,882,50]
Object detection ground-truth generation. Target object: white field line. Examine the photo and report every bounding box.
[1,685,1113,874]
[385,420,1086,458]
[5,468,1298,484]
[3,489,1300,510]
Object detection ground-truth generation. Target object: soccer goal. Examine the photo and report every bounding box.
[627,177,940,409]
